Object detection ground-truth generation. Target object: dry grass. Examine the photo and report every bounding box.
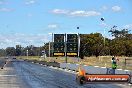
[16,56,132,70]
[82,56,132,70]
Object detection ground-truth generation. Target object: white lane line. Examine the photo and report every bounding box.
[63,69,76,74]
[117,69,122,70]
[50,66,53,68]
[101,67,106,68]
[124,70,129,71]
[2,60,10,68]
[72,71,75,73]
[94,66,99,67]
[69,69,71,71]
[64,69,68,71]
[47,66,77,74]
[0,75,17,77]
[58,68,63,70]
[128,84,132,86]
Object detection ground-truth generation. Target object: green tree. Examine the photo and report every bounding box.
[109,26,132,56]
[109,26,130,38]
[0,49,6,56]
[15,45,22,56]
[6,47,16,56]
[80,33,106,57]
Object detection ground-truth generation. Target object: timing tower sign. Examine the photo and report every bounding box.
[66,34,78,56]
[53,34,65,56]
[53,34,79,57]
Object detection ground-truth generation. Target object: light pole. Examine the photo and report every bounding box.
[26,50,28,59]
[43,43,46,59]
[49,41,50,57]
[64,33,67,63]
[77,27,80,62]
[48,33,54,57]
[101,17,106,47]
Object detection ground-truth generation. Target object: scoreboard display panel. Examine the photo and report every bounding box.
[53,34,65,56]
[54,43,64,52]
[67,43,78,52]
[67,34,78,56]
[54,34,64,42]
[54,43,65,48]
[67,34,78,42]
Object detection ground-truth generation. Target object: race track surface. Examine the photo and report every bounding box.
[0,58,131,88]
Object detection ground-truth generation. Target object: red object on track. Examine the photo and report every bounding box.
[76,66,131,85]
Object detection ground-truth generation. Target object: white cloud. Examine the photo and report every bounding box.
[0,33,51,49]
[0,8,13,12]
[112,6,121,12]
[51,9,101,17]
[124,24,132,29]
[52,9,69,14]
[48,24,58,29]
[101,6,108,11]
[102,6,108,10]
[25,0,36,5]
[70,10,101,17]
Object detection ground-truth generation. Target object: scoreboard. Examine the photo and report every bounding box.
[67,34,78,56]
[53,34,65,56]
[53,34,78,57]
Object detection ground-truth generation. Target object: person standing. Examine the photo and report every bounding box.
[111,56,117,74]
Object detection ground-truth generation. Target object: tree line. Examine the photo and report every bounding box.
[0,28,132,57]
[80,28,132,58]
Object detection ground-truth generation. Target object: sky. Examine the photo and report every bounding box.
[0,0,132,49]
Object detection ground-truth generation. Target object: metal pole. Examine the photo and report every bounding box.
[52,33,54,57]
[101,18,106,48]
[64,33,67,63]
[49,41,50,57]
[78,33,80,62]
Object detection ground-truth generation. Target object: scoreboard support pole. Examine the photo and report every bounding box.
[52,33,54,57]
[49,41,50,57]
[78,33,80,62]
[64,33,67,63]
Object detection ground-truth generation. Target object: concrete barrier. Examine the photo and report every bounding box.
[60,63,108,74]
[83,65,107,74]
[60,63,132,75]
[116,69,131,74]
[26,60,60,67]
